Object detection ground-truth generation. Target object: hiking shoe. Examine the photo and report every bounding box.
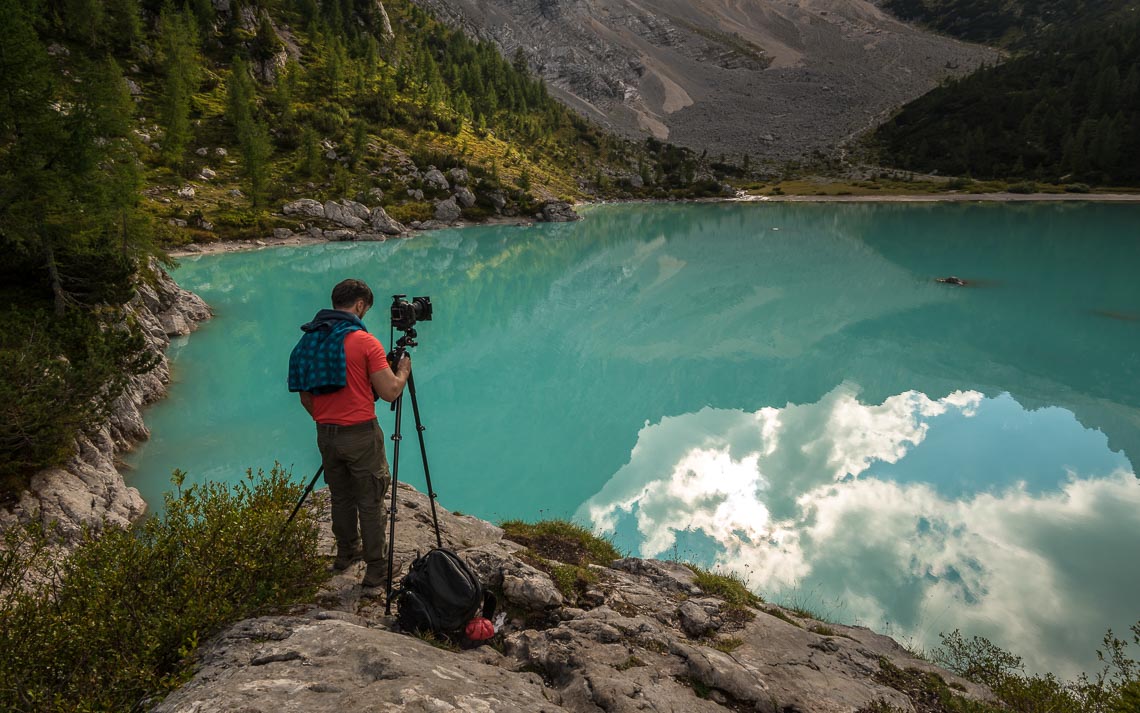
[333,546,363,572]
[361,563,388,588]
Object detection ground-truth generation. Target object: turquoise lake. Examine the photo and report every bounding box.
[126,202,1140,677]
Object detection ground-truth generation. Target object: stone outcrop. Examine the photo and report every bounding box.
[539,200,580,222]
[155,482,994,713]
[0,264,211,542]
[368,206,406,235]
[434,196,462,223]
[283,198,326,218]
[423,167,450,191]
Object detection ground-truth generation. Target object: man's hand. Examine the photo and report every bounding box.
[371,355,410,402]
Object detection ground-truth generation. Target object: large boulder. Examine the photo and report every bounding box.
[433,197,462,223]
[323,200,368,230]
[283,199,326,219]
[423,168,450,191]
[368,206,406,236]
[447,167,469,185]
[454,186,476,209]
[539,201,580,222]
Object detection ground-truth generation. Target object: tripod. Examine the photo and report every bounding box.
[384,329,443,614]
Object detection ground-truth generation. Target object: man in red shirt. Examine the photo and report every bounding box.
[295,279,411,588]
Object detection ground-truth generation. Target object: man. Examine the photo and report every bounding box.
[288,279,411,588]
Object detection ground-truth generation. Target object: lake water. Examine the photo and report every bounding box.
[126,202,1140,677]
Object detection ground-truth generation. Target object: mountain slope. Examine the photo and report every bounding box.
[411,0,999,161]
[873,3,1140,184]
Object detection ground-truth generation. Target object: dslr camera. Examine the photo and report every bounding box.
[391,294,432,331]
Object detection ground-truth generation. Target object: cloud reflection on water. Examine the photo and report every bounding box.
[577,385,1140,677]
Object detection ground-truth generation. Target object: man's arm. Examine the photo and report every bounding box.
[299,391,315,416]
[371,354,411,402]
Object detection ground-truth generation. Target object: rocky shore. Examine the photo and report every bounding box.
[155,483,994,713]
[0,264,211,542]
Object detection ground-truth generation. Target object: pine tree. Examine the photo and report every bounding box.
[155,4,201,171]
[296,126,322,178]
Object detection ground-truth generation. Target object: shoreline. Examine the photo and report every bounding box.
[170,192,1140,258]
[729,191,1140,203]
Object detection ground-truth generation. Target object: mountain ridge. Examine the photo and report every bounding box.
[410,0,999,161]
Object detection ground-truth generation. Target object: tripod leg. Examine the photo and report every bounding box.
[277,465,323,542]
[406,373,442,549]
[384,394,403,615]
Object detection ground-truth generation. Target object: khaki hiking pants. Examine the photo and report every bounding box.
[316,419,391,568]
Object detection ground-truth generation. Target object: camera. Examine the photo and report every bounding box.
[391,294,432,331]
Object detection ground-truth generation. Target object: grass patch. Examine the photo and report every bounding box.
[683,563,762,610]
[762,607,802,628]
[713,637,745,654]
[548,561,599,601]
[811,624,838,637]
[500,519,622,567]
[414,631,461,652]
[616,655,647,671]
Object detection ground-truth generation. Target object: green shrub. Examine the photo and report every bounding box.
[933,627,1140,713]
[385,201,435,224]
[1007,181,1037,194]
[1065,182,1092,193]
[0,466,325,712]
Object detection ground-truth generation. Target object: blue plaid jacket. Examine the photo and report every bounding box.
[287,309,367,394]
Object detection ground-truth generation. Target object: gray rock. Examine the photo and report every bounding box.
[355,233,387,242]
[176,185,195,200]
[308,226,324,239]
[454,186,476,208]
[678,600,713,638]
[433,197,462,223]
[367,187,385,203]
[407,188,425,201]
[199,168,216,180]
[539,200,579,222]
[324,229,357,242]
[283,199,325,219]
[487,190,507,211]
[423,167,450,191]
[368,206,405,236]
[447,167,469,185]
[272,228,293,240]
[323,201,367,230]
[195,147,209,157]
[215,147,228,157]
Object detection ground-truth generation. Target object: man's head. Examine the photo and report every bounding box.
[331,279,374,318]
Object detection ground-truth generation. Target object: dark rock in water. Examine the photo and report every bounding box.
[936,276,968,286]
[539,201,580,222]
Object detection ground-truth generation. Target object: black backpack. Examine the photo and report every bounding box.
[396,548,484,637]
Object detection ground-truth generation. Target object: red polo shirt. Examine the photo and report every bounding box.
[310,331,389,425]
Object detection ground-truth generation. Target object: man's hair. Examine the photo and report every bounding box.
[331,279,374,309]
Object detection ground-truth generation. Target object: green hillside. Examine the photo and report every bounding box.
[874,3,1140,185]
